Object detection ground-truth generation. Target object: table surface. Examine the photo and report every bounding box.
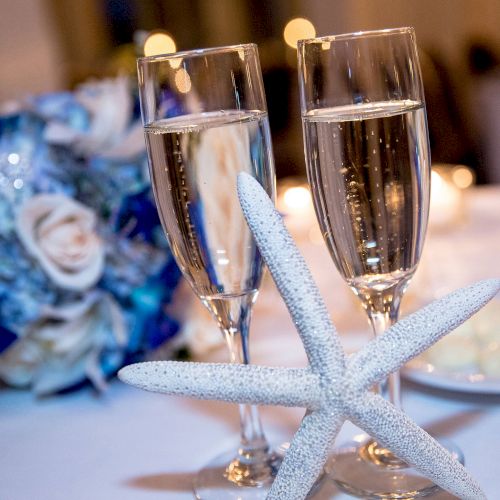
[2,186,500,500]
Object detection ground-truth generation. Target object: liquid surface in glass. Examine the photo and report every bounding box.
[303,101,430,292]
[145,110,275,305]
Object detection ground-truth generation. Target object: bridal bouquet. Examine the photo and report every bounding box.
[0,76,185,396]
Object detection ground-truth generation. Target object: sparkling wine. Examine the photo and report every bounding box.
[145,110,275,324]
[303,101,430,292]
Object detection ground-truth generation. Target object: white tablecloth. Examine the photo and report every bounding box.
[2,378,500,499]
[2,186,500,500]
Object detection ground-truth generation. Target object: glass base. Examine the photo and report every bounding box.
[193,443,325,499]
[193,445,282,500]
[326,435,464,499]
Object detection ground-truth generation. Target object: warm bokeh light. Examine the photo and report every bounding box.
[452,166,475,189]
[143,31,176,57]
[169,57,183,69]
[431,169,446,195]
[283,18,316,49]
[430,169,462,228]
[174,68,191,93]
[283,186,312,212]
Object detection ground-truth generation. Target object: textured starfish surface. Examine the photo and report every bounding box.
[119,173,499,500]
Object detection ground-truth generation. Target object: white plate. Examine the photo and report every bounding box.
[403,360,500,394]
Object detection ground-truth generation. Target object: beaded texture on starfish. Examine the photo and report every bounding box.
[119,173,498,500]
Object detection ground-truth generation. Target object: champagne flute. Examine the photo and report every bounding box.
[298,28,461,498]
[138,44,280,499]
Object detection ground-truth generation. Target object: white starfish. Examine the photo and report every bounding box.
[119,173,498,500]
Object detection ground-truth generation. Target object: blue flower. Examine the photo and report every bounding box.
[0,292,127,396]
[0,77,184,395]
[0,325,17,354]
[115,187,161,243]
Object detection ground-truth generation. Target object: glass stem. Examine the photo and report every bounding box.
[356,282,409,468]
[367,304,402,410]
[357,280,407,409]
[203,292,277,486]
[223,319,269,459]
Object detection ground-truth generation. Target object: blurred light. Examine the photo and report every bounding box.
[430,168,462,229]
[431,169,446,196]
[13,178,23,189]
[452,166,475,189]
[283,186,311,212]
[283,18,316,49]
[321,42,331,51]
[144,31,176,57]
[175,68,191,93]
[169,57,183,69]
[7,153,20,165]
[353,434,366,443]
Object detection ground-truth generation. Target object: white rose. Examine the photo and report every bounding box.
[16,194,105,291]
[0,292,126,396]
[43,75,145,159]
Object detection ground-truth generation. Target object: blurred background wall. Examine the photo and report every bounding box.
[1,0,499,182]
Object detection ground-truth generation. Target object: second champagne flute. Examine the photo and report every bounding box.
[138,44,280,499]
[298,28,462,498]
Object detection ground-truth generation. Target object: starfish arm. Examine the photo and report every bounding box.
[237,173,345,379]
[118,361,321,408]
[349,393,486,500]
[349,279,500,390]
[267,408,343,500]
